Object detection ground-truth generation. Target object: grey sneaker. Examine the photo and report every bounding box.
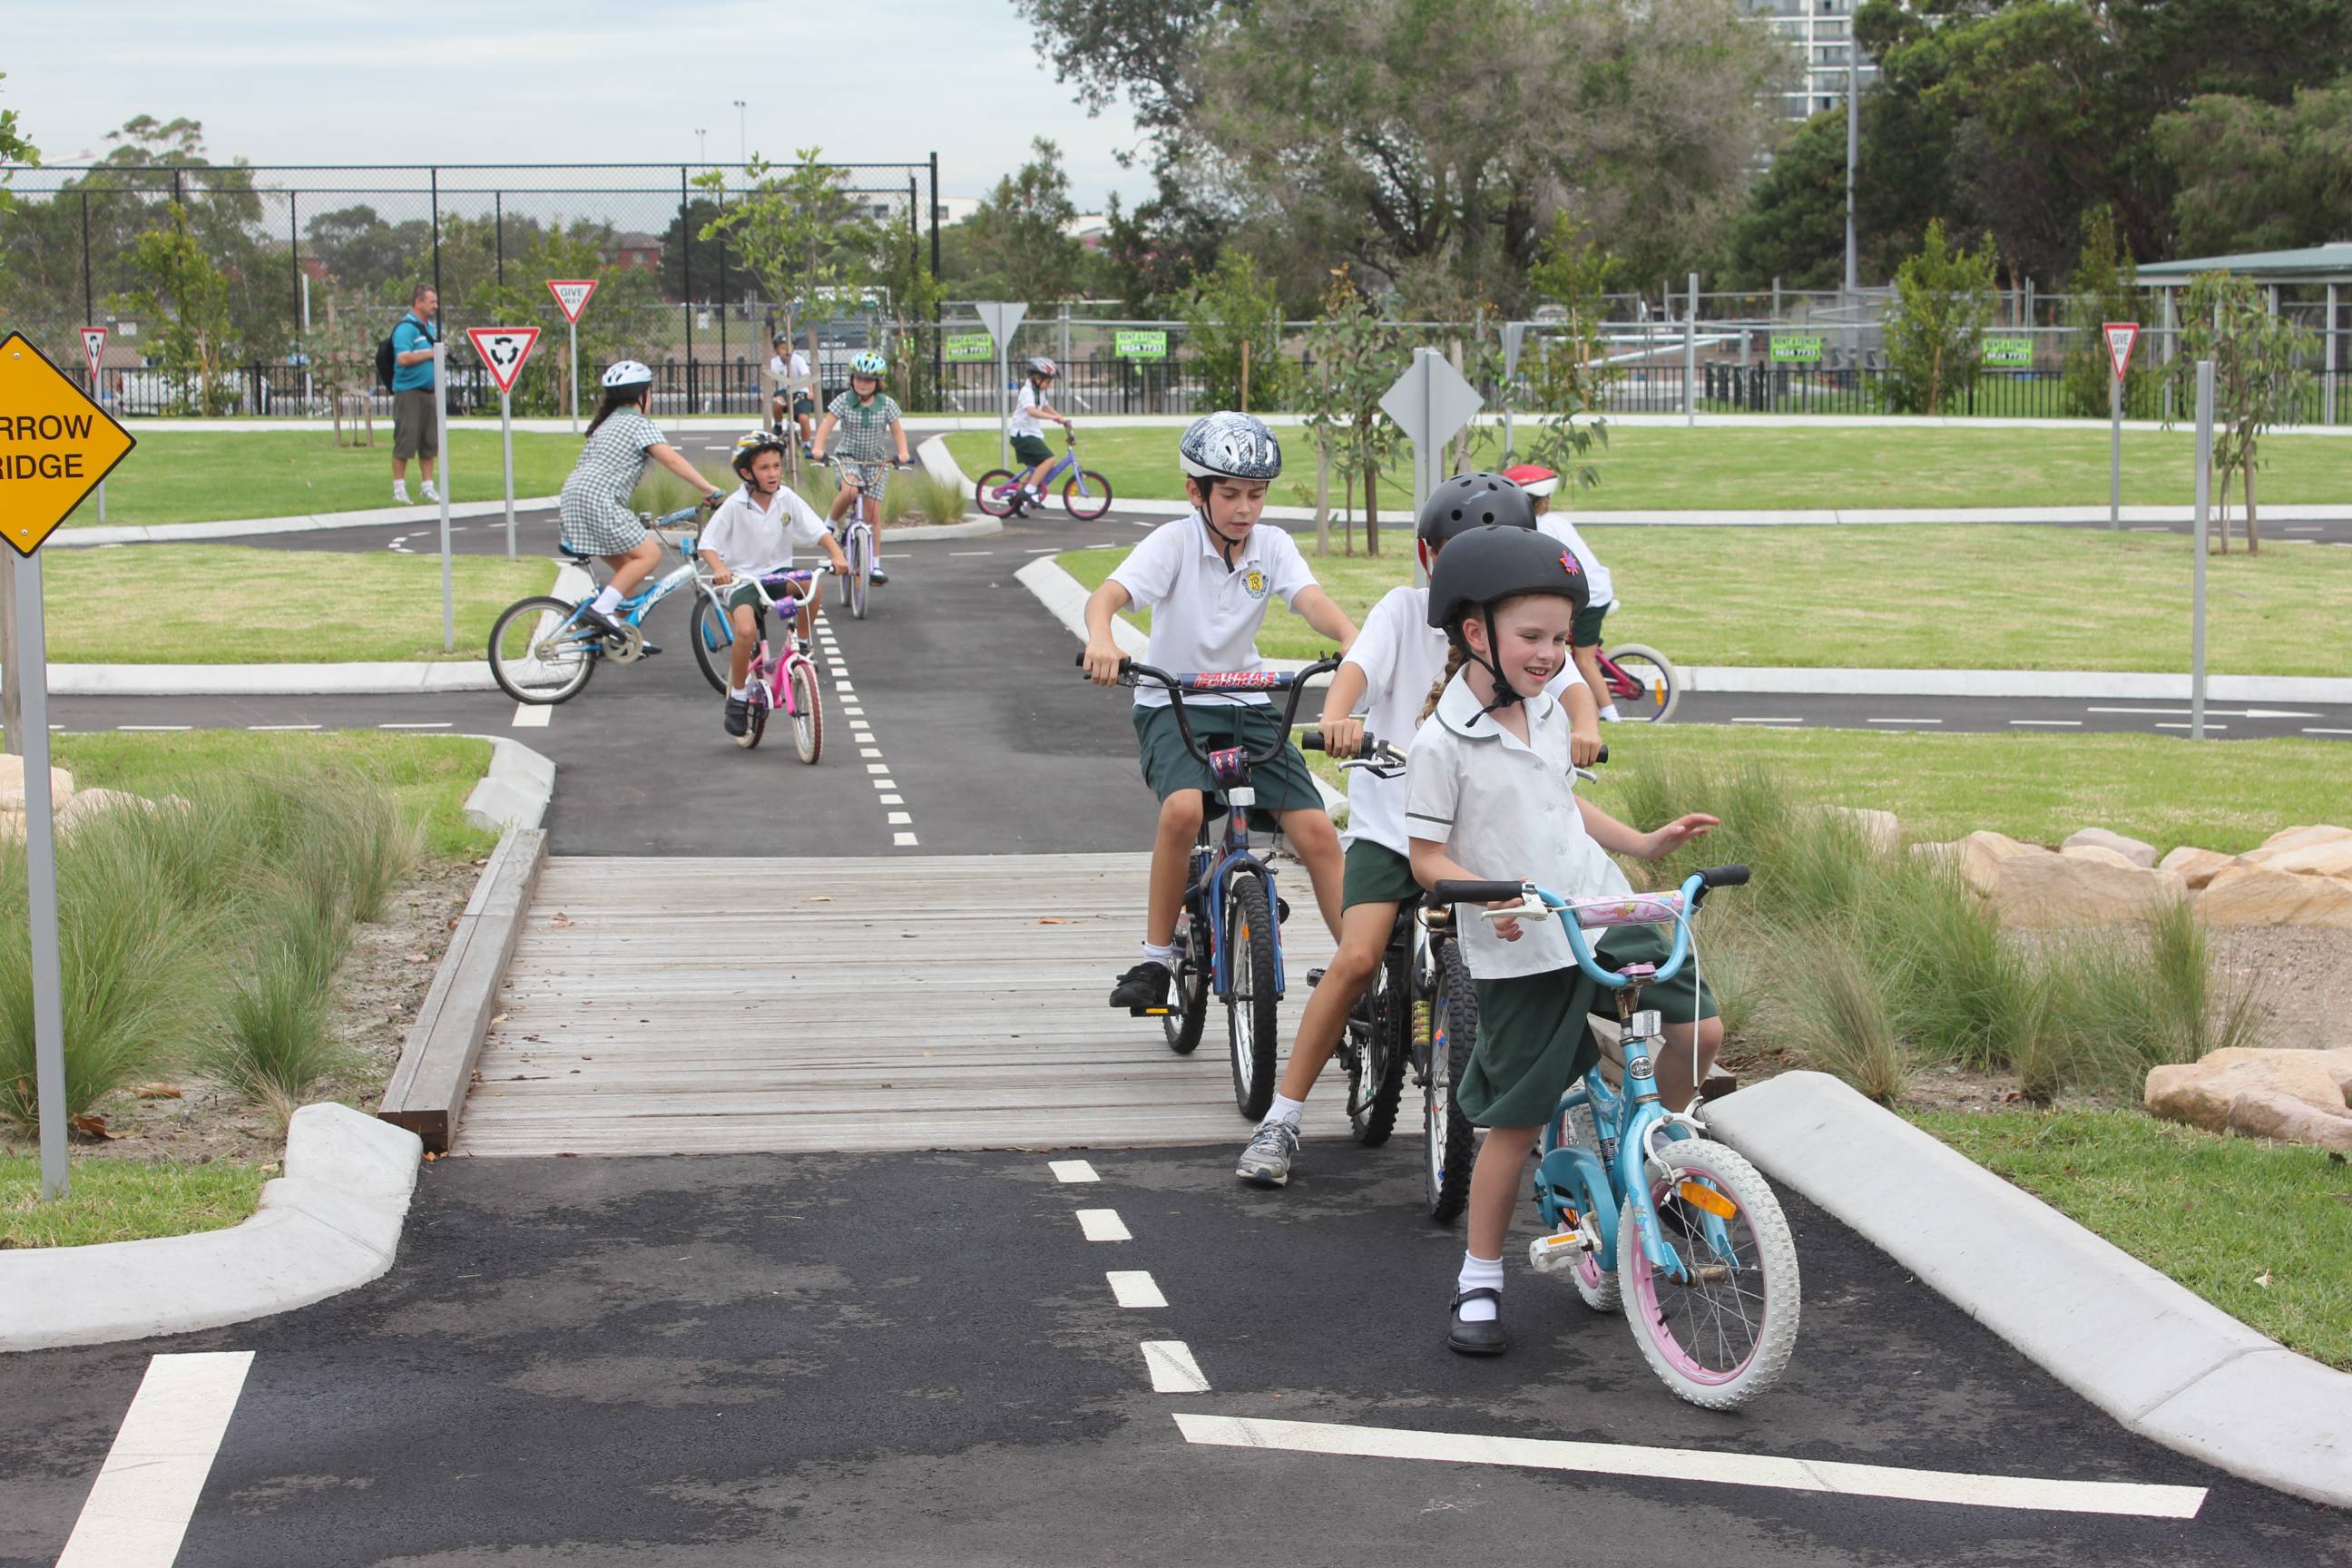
[1236,1119,1301,1186]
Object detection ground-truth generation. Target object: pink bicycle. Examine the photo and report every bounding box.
[692,566,829,760]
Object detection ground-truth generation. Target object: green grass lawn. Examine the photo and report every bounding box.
[949,424,2352,513]
[1058,524,2352,675]
[0,1154,268,1249]
[40,545,554,663]
[54,730,499,859]
[1910,1110,2352,1370]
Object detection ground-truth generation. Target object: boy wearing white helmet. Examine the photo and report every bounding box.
[558,360,726,644]
[701,431,851,738]
[1081,412,1358,1014]
[1007,356,1071,513]
[812,350,910,585]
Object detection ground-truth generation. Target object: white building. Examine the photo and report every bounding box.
[1743,0,1877,122]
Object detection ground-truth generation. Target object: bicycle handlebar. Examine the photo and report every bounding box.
[1078,652,1342,775]
[1425,865,1748,990]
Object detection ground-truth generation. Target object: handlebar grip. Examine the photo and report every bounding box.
[1595,742,1609,765]
[1429,879,1528,906]
[1697,864,1750,889]
[1300,730,1326,752]
[1073,650,1134,673]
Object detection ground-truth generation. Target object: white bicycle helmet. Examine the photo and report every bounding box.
[1178,410,1283,483]
[1025,356,1059,377]
[850,350,887,377]
[601,359,654,389]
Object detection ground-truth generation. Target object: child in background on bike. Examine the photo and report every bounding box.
[1405,524,1721,1357]
[1008,356,1072,512]
[1235,475,1602,1186]
[558,359,725,652]
[701,431,852,739]
[811,351,911,586]
[1504,463,1622,721]
[1082,411,1359,1014]
[768,332,817,453]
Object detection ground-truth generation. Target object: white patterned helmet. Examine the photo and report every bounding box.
[601,359,654,389]
[1178,411,1283,482]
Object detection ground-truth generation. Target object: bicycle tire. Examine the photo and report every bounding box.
[690,596,734,695]
[488,595,598,705]
[1602,642,1681,723]
[1225,874,1281,1120]
[1565,1100,1622,1314]
[1424,938,1481,1223]
[1620,1138,1800,1410]
[739,678,769,750]
[789,660,823,765]
[974,468,1021,519]
[1348,943,1409,1146]
[848,526,870,622]
[1063,470,1115,522]
[1164,919,1210,1055]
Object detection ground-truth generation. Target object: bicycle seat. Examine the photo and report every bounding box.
[557,542,595,561]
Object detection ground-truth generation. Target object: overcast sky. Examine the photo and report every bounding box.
[4,0,1148,210]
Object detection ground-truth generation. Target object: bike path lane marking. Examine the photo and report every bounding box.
[54,1351,253,1568]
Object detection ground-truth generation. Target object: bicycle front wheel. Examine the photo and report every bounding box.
[1620,1137,1800,1410]
[1063,469,1114,522]
[789,659,823,765]
[691,596,734,695]
[489,596,598,705]
[1224,875,1280,1119]
[847,527,871,621]
[975,468,1021,518]
[1424,939,1480,1223]
[1603,642,1681,723]
[1348,944,1408,1146]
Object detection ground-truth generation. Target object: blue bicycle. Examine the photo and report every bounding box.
[1093,653,1338,1117]
[487,506,707,705]
[1430,865,1801,1409]
[975,430,1114,522]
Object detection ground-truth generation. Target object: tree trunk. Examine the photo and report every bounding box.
[1365,458,1381,556]
[2244,455,2259,554]
[1314,433,1331,555]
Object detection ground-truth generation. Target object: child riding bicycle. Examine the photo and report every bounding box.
[1504,463,1622,721]
[1008,356,1072,512]
[1235,474,1602,1187]
[558,359,725,652]
[1081,411,1358,1014]
[701,430,852,739]
[767,332,817,453]
[1404,524,1721,1357]
[811,351,911,585]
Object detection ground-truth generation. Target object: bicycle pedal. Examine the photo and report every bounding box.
[1131,1005,1173,1018]
[1528,1228,1591,1274]
[1305,965,1327,988]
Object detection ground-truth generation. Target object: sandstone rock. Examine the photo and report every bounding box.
[2225,1092,2352,1153]
[1987,852,2185,928]
[57,788,154,830]
[2195,864,2352,929]
[2061,844,2141,869]
[2062,828,2158,867]
[2242,826,2352,881]
[2255,824,2352,854]
[1816,805,1900,855]
[0,768,76,810]
[1921,828,2045,898]
[2157,846,2239,890]
[2147,1046,2352,1151]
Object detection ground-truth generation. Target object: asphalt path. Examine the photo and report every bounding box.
[6,1148,2347,1567]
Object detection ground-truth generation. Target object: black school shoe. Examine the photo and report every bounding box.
[1109,961,1171,1011]
[1447,1288,1508,1357]
[723,697,750,738]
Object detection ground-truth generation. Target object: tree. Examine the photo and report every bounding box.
[467,227,669,418]
[1013,0,1226,152]
[960,139,1086,309]
[1300,270,1406,555]
[2168,271,2314,554]
[1883,220,1997,416]
[1720,113,1850,292]
[2152,77,2352,257]
[0,70,38,293]
[1100,170,1232,314]
[1516,213,1619,488]
[698,149,889,352]
[660,196,729,303]
[2060,207,2149,419]
[113,202,235,414]
[1183,251,1292,412]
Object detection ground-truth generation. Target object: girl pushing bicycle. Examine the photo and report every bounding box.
[701,431,851,739]
[559,359,727,651]
[1403,524,1721,1357]
[811,351,911,587]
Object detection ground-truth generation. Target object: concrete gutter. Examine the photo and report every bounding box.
[0,1104,422,1353]
[462,735,556,832]
[55,497,562,548]
[12,662,498,697]
[1705,1072,2352,1510]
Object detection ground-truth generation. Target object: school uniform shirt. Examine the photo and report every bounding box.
[768,351,812,392]
[701,483,831,578]
[1106,514,1317,710]
[1404,669,1632,981]
[1010,382,1049,437]
[825,390,903,464]
[1535,513,1614,608]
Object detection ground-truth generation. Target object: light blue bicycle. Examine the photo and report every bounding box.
[487,506,707,705]
[1430,864,1801,1409]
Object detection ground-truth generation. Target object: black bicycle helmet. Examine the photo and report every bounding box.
[1426,524,1590,724]
[1416,470,1539,548]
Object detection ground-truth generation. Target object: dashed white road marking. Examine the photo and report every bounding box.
[1170,1414,2207,1518]
[951,550,995,556]
[859,747,883,759]
[2009,719,2082,727]
[380,721,453,730]
[1107,1270,1167,1308]
[54,1351,255,1568]
[1142,1342,1210,1393]
[1024,547,1060,554]
[872,777,896,790]
[2305,728,2352,736]
[865,762,890,775]
[879,792,903,804]
[893,830,919,847]
[2156,722,2226,730]
[1049,1160,1100,1183]
[246,724,320,731]
[115,724,191,732]
[1730,717,1804,725]
[1075,1209,1131,1241]
[1867,717,1941,725]
[512,703,553,728]
[887,810,912,825]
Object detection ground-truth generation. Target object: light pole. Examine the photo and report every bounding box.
[1844,46,1859,298]
[695,127,707,166]
[732,101,747,166]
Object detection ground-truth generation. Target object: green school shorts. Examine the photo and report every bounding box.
[1342,839,1421,911]
[1011,433,1054,468]
[1572,601,1610,650]
[1459,924,1717,1129]
[1132,702,1325,831]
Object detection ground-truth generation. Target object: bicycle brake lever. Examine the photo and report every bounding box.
[1479,900,1555,924]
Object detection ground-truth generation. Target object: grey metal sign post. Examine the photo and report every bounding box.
[18,559,66,1200]
[1500,322,1529,461]
[2191,360,2214,740]
[1684,274,1699,428]
[434,341,455,652]
[2103,323,2139,532]
[1380,348,1485,586]
[975,302,1029,471]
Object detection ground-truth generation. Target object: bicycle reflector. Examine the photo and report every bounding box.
[1677,1181,1738,1219]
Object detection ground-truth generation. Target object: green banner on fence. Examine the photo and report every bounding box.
[1982,336,2032,368]
[1115,330,1170,360]
[1769,334,1823,364]
[944,333,993,362]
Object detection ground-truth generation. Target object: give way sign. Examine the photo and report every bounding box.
[2103,322,2140,381]
[466,327,541,395]
[546,279,598,323]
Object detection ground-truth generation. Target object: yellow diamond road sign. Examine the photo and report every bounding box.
[0,331,136,557]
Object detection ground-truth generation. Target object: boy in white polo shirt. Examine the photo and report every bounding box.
[700,431,850,738]
[1080,411,1358,1013]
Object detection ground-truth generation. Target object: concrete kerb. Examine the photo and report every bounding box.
[1704,1072,2352,1510]
[0,1104,423,1354]
[462,735,556,833]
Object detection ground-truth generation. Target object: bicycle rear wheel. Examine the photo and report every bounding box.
[690,596,734,695]
[1163,917,1210,1055]
[1424,938,1480,1223]
[975,468,1021,518]
[1225,874,1280,1120]
[738,676,769,750]
[1063,470,1114,522]
[1621,1138,1799,1409]
[1348,943,1409,1146]
[489,596,598,705]
[789,659,823,764]
[1564,1100,1622,1314]
[1602,642,1680,723]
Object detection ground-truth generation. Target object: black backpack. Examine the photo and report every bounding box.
[377,316,433,390]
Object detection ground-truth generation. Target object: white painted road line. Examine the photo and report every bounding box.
[246,724,320,731]
[1867,718,1942,725]
[950,550,995,556]
[1075,1208,1132,1241]
[2008,719,2082,727]
[2085,706,2318,719]
[887,810,912,825]
[380,721,453,730]
[512,702,553,728]
[1142,1342,1210,1393]
[1730,717,1804,725]
[55,1351,256,1567]
[1049,1160,1101,1183]
[2156,722,2226,730]
[866,763,890,775]
[859,747,883,760]
[893,830,919,847]
[879,792,904,805]
[1107,1270,1168,1308]
[2306,728,2352,736]
[115,725,191,732]
[1170,1414,2207,1520]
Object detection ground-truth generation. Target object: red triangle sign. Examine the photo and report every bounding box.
[547,279,599,324]
[80,326,107,384]
[467,327,541,395]
[2103,322,2140,382]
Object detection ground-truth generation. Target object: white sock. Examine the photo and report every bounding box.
[1266,1093,1305,1128]
[1140,941,1174,972]
[727,685,745,701]
[1599,705,1622,721]
[1455,1252,1504,1321]
[591,585,622,615]
[392,482,410,502]
[422,480,439,499]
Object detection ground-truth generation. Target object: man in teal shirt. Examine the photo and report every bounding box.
[391,285,440,504]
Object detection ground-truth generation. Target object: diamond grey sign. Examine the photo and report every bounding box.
[1380,348,1483,451]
